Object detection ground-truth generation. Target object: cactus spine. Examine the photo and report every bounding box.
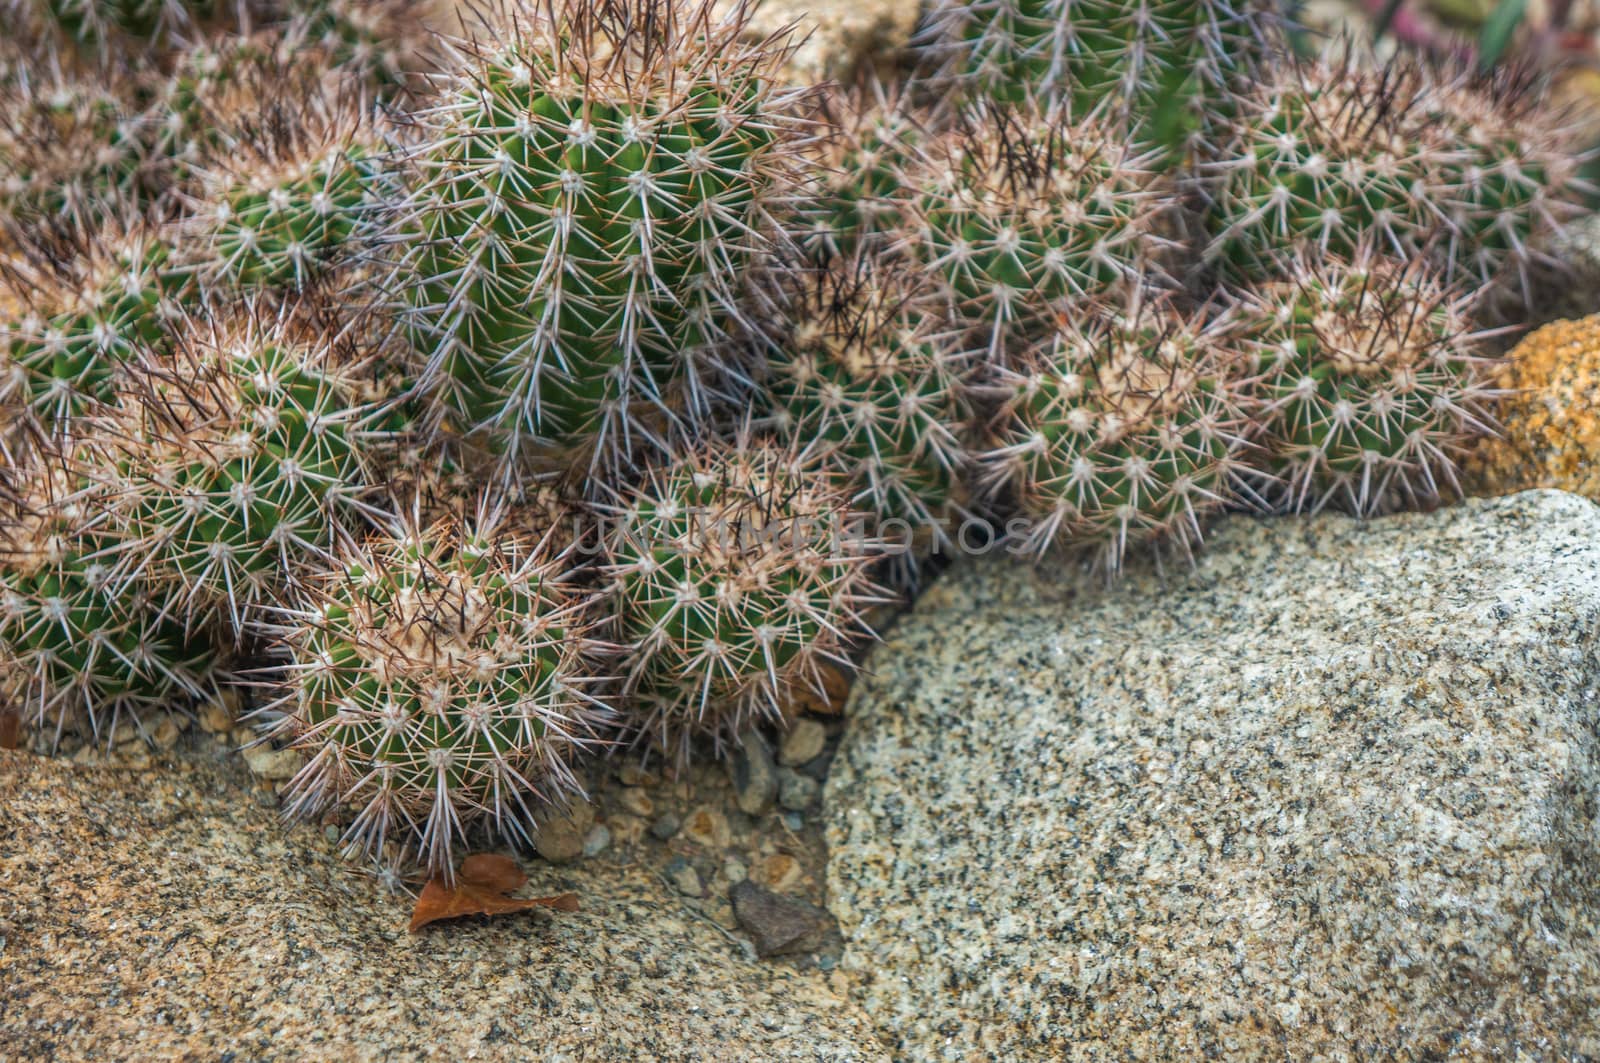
[395,0,813,476]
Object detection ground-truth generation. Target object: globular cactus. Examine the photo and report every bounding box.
[603,441,890,760]
[0,55,152,227]
[975,293,1254,570]
[177,80,388,294]
[808,79,922,258]
[0,217,180,438]
[920,0,1277,152]
[1202,50,1590,301]
[1234,248,1499,515]
[393,0,814,477]
[89,300,387,637]
[762,249,972,561]
[891,95,1177,357]
[279,0,447,94]
[0,453,212,749]
[263,499,613,879]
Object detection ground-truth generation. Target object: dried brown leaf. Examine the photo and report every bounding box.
[408,852,580,933]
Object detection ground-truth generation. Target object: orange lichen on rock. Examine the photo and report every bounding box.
[1467,315,1600,501]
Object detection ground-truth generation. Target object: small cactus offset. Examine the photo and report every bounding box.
[762,249,972,556]
[1235,248,1499,515]
[0,217,179,437]
[88,300,388,636]
[1202,49,1591,299]
[394,0,814,477]
[177,80,387,293]
[603,441,890,760]
[0,453,212,748]
[891,95,1178,356]
[264,499,612,878]
[975,293,1255,569]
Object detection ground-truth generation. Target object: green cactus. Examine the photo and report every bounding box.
[180,86,386,294]
[920,0,1276,155]
[94,303,384,636]
[0,219,179,435]
[975,293,1254,570]
[0,455,211,748]
[604,441,889,760]
[762,249,972,558]
[809,80,922,258]
[266,502,612,878]
[892,95,1177,356]
[395,0,813,475]
[1235,247,1498,515]
[1202,49,1589,300]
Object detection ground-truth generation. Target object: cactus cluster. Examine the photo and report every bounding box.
[1,0,1590,878]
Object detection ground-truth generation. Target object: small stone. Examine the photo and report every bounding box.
[617,788,654,818]
[681,806,731,849]
[782,811,804,832]
[119,750,153,771]
[583,825,611,858]
[149,715,181,752]
[608,814,648,847]
[817,953,837,972]
[240,745,304,782]
[110,721,138,747]
[197,702,233,735]
[729,881,832,958]
[229,726,255,750]
[724,858,748,885]
[726,732,777,816]
[649,813,682,841]
[777,769,819,811]
[778,720,827,767]
[324,824,341,843]
[616,762,659,788]
[70,745,101,766]
[666,857,703,898]
[534,801,595,865]
[755,853,802,893]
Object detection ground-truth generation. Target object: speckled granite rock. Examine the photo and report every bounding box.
[825,490,1600,1060]
[1467,315,1600,502]
[0,751,885,1062]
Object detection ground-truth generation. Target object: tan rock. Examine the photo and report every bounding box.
[240,744,305,783]
[715,0,919,86]
[681,806,732,850]
[1466,314,1600,502]
[754,853,802,893]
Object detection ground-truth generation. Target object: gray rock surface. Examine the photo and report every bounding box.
[0,750,885,1061]
[825,491,1600,1060]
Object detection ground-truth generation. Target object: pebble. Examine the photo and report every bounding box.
[533,801,595,865]
[649,813,682,841]
[782,812,805,832]
[778,720,827,767]
[777,770,819,811]
[324,825,341,843]
[149,715,182,752]
[617,789,654,818]
[681,807,731,849]
[727,732,777,816]
[729,882,833,958]
[724,858,748,885]
[755,853,802,893]
[240,745,304,782]
[608,814,648,847]
[616,762,658,788]
[666,857,703,898]
[229,726,255,750]
[582,825,612,858]
[197,702,233,736]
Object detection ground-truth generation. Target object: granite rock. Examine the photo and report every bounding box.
[825,491,1600,1060]
[0,750,886,1061]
